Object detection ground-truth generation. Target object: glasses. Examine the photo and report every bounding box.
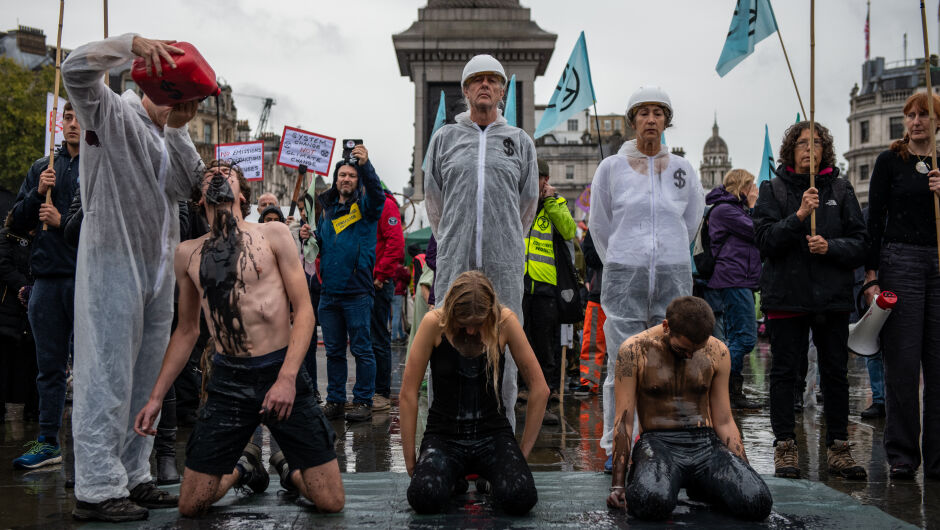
[796,139,822,149]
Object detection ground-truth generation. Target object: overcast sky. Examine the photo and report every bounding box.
[2,0,929,193]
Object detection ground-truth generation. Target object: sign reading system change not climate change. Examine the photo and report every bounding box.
[277,126,336,176]
[215,141,265,181]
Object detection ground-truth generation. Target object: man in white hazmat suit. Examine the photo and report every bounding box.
[424,54,539,430]
[62,35,202,522]
[589,85,705,471]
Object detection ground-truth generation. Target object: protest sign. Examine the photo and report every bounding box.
[44,92,68,154]
[215,141,265,181]
[277,126,336,176]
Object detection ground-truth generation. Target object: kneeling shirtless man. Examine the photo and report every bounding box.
[135,161,343,517]
[607,296,771,521]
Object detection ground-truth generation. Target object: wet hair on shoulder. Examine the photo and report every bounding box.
[665,296,715,345]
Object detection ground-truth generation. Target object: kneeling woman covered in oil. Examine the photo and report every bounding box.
[399,271,549,515]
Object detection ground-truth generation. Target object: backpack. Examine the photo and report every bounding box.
[692,205,717,280]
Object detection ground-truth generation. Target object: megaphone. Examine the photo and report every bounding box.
[848,291,898,357]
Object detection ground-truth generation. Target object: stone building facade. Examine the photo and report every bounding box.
[393,0,556,200]
[844,56,940,207]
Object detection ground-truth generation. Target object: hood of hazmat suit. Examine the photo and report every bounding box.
[588,139,704,454]
[61,34,204,503]
[424,110,539,430]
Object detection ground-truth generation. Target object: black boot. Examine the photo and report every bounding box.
[154,392,180,485]
[154,429,180,486]
[729,373,761,409]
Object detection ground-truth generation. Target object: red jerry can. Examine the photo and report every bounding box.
[131,42,221,106]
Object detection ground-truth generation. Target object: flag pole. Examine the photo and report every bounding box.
[809,0,816,236]
[44,0,65,232]
[919,0,940,267]
[103,0,108,38]
[775,26,807,119]
[592,103,604,161]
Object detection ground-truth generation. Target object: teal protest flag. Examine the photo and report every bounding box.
[716,0,779,77]
[422,90,447,172]
[795,112,801,123]
[757,124,774,185]
[535,31,597,139]
[505,74,517,127]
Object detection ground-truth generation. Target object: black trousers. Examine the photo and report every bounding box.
[626,429,772,521]
[407,430,537,515]
[522,292,560,392]
[768,313,850,445]
[880,242,940,475]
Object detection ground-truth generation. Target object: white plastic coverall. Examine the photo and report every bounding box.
[62,34,203,502]
[425,111,539,431]
[588,140,705,453]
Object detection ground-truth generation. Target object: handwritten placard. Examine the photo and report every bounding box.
[276,126,336,176]
[44,92,68,154]
[215,141,265,181]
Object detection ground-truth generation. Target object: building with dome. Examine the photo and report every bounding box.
[699,117,731,190]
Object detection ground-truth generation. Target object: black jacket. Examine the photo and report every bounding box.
[753,165,868,313]
[11,145,79,278]
[63,188,83,248]
[0,226,32,338]
[581,230,603,304]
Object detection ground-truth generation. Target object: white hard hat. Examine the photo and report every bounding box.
[461,54,507,87]
[627,85,673,122]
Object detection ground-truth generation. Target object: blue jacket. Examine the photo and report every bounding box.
[11,145,80,278]
[316,160,385,296]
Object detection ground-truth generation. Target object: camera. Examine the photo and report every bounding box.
[342,139,363,165]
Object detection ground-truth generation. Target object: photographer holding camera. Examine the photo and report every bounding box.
[315,144,386,422]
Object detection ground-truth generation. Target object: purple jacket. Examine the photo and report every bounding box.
[706,186,761,290]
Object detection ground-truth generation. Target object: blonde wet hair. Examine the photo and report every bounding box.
[440,271,504,401]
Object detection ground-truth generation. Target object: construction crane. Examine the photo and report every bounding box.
[234,93,277,139]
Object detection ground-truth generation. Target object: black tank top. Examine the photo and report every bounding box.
[424,335,512,437]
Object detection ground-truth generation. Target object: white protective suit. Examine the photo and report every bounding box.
[62,34,203,502]
[425,111,539,430]
[589,139,705,453]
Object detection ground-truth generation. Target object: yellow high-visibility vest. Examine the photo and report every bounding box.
[524,205,557,285]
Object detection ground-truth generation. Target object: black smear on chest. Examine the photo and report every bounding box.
[199,176,259,356]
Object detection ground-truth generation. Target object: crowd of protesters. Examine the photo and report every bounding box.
[0,37,937,524]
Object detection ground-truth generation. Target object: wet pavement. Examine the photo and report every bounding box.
[0,338,936,528]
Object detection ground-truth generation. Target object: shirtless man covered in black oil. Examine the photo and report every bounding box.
[606,296,772,521]
[133,161,343,517]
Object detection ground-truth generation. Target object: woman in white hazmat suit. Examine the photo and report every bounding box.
[589,86,705,465]
[62,35,203,520]
[424,54,540,431]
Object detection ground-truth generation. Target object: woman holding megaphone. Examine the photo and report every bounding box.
[865,91,940,481]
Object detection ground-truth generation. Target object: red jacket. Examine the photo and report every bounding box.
[393,264,411,296]
[374,191,405,283]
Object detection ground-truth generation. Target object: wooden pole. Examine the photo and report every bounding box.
[44,0,65,232]
[809,0,817,236]
[920,0,940,268]
[103,0,108,38]
[288,164,308,219]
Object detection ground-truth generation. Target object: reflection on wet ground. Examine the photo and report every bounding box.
[0,338,936,527]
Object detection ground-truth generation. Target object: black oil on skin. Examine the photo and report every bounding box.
[199,175,257,356]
